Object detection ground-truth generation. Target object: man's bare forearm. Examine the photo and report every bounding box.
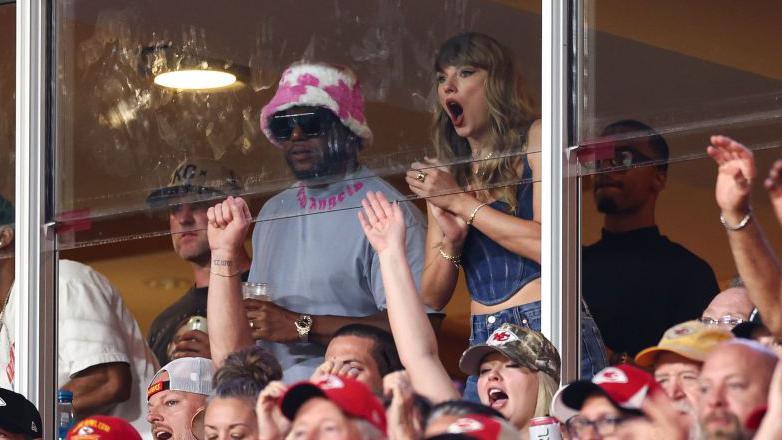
[62,362,131,416]
[725,216,782,335]
[208,250,254,367]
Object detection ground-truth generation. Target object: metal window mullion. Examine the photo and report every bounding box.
[16,0,56,438]
[542,0,580,383]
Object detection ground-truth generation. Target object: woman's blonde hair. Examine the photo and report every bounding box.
[432,32,536,212]
[534,371,559,417]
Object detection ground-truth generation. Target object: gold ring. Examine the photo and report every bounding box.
[416,171,426,183]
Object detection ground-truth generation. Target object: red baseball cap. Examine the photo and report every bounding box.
[280,375,387,433]
[66,415,142,440]
[551,364,661,422]
[426,414,520,440]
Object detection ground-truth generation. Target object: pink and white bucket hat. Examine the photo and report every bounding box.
[260,62,373,148]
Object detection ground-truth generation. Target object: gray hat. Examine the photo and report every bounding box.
[147,357,214,400]
[459,323,561,383]
[146,157,241,208]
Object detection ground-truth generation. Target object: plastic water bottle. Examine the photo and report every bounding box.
[57,389,74,439]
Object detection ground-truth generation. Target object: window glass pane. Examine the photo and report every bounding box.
[574,1,782,175]
[54,0,542,249]
[52,0,545,401]
[576,2,782,365]
[0,2,14,253]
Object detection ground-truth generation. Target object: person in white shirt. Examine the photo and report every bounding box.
[0,206,158,438]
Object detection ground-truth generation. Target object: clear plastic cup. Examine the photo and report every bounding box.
[242,282,271,301]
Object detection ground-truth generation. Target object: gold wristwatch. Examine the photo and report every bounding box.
[294,314,313,342]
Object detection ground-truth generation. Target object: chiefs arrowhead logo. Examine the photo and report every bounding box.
[447,418,484,433]
[488,328,519,346]
[320,375,345,390]
[663,324,694,340]
[593,367,629,385]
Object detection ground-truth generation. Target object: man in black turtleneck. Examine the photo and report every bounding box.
[582,120,718,362]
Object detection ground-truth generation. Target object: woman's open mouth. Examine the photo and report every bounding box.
[446,100,465,127]
[488,388,509,409]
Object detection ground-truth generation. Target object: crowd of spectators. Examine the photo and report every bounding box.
[0,31,781,440]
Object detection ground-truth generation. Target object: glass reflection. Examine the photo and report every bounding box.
[582,121,719,363]
[575,0,782,168]
[55,0,543,248]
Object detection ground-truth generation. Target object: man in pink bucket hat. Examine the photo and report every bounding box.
[240,61,428,382]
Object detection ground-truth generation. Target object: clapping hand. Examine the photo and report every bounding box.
[406,158,464,211]
[428,202,468,248]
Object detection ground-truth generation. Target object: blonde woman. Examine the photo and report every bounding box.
[358,191,560,433]
[406,33,606,400]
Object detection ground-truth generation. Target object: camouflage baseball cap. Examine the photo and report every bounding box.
[146,157,242,208]
[459,323,561,382]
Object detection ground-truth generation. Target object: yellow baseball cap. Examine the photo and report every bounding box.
[635,320,733,367]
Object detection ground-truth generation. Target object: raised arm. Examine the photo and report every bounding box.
[708,135,782,335]
[358,191,459,403]
[206,196,256,367]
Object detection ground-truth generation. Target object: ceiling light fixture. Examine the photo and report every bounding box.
[154,68,236,90]
[142,43,249,91]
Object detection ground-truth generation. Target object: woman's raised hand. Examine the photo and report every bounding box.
[358,191,406,254]
[206,196,252,254]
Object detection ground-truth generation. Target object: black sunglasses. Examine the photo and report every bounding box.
[268,110,329,141]
[582,146,656,171]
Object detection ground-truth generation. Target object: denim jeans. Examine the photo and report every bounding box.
[463,300,608,402]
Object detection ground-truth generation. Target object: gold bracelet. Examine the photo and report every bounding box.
[438,246,462,269]
[467,202,489,225]
[211,271,241,278]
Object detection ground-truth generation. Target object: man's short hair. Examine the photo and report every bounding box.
[601,119,669,172]
[333,324,402,377]
[213,345,283,399]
